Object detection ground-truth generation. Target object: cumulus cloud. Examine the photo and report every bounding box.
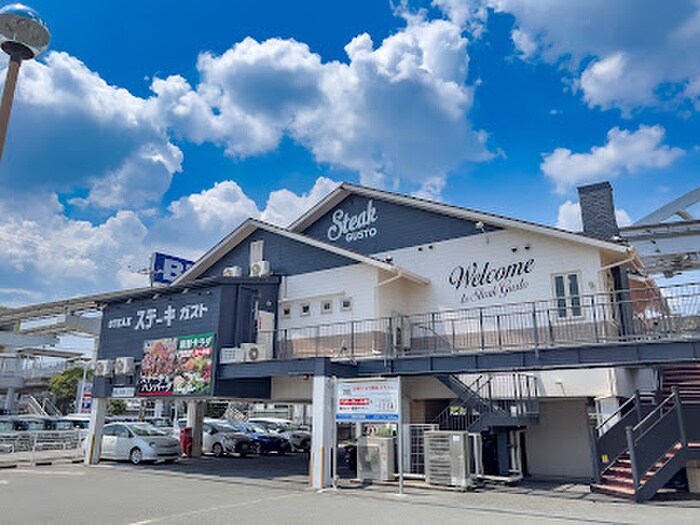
[556,200,633,231]
[260,177,340,227]
[153,11,491,190]
[0,177,338,304]
[0,52,179,209]
[485,0,700,112]
[541,125,685,194]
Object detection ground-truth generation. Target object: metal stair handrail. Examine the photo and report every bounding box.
[625,387,687,494]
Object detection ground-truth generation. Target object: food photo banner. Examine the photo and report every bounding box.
[137,333,215,397]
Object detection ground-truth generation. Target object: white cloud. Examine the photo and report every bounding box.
[0,177,339,303]
[541,125,685,194]
[556,200,583,231]
[0,52,179,210]
[153,12,491,188]
[260,177,340,227]
[556,200,633,231]
[486,0,700,112]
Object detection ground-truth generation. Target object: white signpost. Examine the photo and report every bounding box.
[335,377,404,494]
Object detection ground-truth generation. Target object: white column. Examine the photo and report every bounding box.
[187,400,205,457]
[596,396,621,433]
[84,397,108,465]
[4,386,15,412]
[310,375,334,489]
[154,400,164,418]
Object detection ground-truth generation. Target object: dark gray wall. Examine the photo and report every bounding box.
[203,229,360,279]
[301,193,499,254]
[99,287,223,361]
[577,181,620,240]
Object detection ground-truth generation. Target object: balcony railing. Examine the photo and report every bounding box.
[262,282,700,361]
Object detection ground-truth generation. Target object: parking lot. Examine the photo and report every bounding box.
[2,456,700,524]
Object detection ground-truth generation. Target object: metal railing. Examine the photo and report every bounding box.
[0,360,69,379]
[433,373,539,431]
[258,283,700,361]
[0,430,84,464]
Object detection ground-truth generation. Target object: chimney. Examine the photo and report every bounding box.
[577,181,619,240]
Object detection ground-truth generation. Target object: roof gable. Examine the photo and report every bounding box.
[298,191,500,255]
[175,219,429,285]
[290,183,631,255]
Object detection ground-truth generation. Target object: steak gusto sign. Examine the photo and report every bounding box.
[449,258,535,304]
[327,200,378,243]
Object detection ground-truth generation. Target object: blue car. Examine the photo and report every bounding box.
[228,422,290,455]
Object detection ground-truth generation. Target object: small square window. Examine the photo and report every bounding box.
[321,300,332,314]
[300,303,311,316]
[282,306,291,319]
[341,298,352,311]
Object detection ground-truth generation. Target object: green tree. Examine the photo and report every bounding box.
[108,399,127,416]
[48,366,91,414]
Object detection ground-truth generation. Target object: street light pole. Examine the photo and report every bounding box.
[0,4,50,161]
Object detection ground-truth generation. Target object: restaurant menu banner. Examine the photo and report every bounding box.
[137,333,214,397]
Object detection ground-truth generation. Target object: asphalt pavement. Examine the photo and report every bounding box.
[1,454,699,524]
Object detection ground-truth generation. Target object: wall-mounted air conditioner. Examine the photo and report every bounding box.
[357,436,395,481]
[250,260,271,277]
[223,265,242,277]
[240,342,270,362]
[424,431,474,490]
[95,359,113,377]
[114,357,135,376]
[220,347,246,364]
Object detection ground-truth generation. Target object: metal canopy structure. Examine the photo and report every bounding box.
[621,187,700,277]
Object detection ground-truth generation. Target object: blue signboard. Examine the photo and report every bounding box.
[151,252,195,285]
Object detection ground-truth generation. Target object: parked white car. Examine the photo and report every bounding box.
[175,419,252,457]
[100,422,181,465]
[249,418,311,452]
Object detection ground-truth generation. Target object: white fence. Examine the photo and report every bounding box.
[0,430,85,464]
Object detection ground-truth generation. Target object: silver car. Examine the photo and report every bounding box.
[100,422,181,465]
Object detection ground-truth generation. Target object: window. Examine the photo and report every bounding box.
[553,273,582,318]
[282,306,291,319]
[321,300,333,314]
[300,303,311,316]
[341,298,353,312]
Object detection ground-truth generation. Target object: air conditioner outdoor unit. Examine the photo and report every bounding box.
[357,436,395,482]
[223,265,242,277]
[219,347,247,364]
[424,431,474,490]
[241,342,271,362]
[95,359,113,377]
[250,260,271,277]
[114,357,135,376]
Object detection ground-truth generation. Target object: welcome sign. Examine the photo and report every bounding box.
[449,257,535,304]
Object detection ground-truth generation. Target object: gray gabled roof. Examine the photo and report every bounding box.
[289,182,632,255]
[173,218,429,286]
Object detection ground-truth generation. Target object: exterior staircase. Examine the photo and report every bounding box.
[590,387,700,501]
[661,365,700,403]
[433,373,539,432]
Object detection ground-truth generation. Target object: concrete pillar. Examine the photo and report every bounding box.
[310,375,334,489]
[84,397,108,465]
[187,400,205,457]
[4,386,16,412]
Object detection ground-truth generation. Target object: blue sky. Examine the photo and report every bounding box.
[0,0,698,304]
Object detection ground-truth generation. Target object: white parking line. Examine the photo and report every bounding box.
[128,493,298,524]
[6,469,85,476]
[0,479,8,485]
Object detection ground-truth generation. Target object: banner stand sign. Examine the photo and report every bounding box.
[334,377,404,495]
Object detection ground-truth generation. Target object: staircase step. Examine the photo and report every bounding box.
[591,483,636,499]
